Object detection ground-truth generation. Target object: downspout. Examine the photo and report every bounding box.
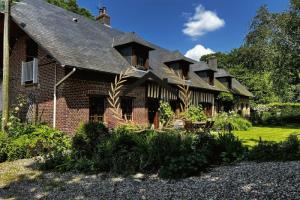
[53,67,76,128]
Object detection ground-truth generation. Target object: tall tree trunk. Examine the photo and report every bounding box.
[2,0,10,132]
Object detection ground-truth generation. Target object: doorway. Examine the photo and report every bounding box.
[147,98,160,129]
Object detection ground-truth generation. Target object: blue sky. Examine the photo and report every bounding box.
[78,0,289,60]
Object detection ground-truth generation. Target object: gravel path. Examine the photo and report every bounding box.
[0,159,300,199]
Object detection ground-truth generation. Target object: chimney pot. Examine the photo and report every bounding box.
[97,6,111,26]
[208,56,218,70]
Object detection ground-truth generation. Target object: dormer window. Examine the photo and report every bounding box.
[116,43,152,70]
[165,60,191,80]
[217,77,232,89]
[114,32,155,71]
[215,68,234,90]
[196,71,214,86]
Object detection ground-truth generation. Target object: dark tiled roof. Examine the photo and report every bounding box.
[113,32,155,50]
[215,68,234,78]
[232,78,254,97]
[11,0,251,96]
[191,62,217,72]
[163,51,194,64]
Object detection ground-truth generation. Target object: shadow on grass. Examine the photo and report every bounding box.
[254,123,300,130]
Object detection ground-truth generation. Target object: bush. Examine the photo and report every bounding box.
[216,132,246,163]
[214,112,252,131]
[248,134,300,161]
[159,101,174,127]
[0,132,8,162]
[73,122,108,157]
[281,134,300,160]
[114,123,145,134]
[248,140,281,161]
[6,125,71,161]
[159,153,207,179]
[184,105,207,122]
[252,103,300,125]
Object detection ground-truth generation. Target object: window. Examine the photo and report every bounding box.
[137,56,145,67]
[21,58,38,85]
[26,39,38,62]
[22,39,39,85]
[166,61,190,80]
[121,98,133,120]
[89,97,105,122]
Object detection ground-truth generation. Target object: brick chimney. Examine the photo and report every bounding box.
[96,7,111,26]
[208,56,218,70]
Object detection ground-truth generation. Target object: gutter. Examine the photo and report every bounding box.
[53,67,76,128]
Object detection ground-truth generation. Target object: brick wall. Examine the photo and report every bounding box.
[9,34,65,126]
[60,77,148,134]
[9,33,148,134]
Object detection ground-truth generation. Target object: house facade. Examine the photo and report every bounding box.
[0,0,253,134]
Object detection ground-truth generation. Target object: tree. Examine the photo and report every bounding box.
[47,0,94,19]
[200,1,300,104]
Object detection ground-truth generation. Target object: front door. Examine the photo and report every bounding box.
[147,98,160,129]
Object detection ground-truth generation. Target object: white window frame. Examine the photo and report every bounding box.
[21,58,38,85]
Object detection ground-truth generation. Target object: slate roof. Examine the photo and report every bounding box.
[191,62,218,72]
[215,68,234,78]
[113,32,155,50]
[163,51,194,64]
[10,0,252,96]
[232,79,254,97]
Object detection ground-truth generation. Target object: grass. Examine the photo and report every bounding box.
[234,124,300,147]
[0,158,42,187]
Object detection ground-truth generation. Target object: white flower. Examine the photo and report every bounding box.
[7,122,12,127]
[15,107,20,111]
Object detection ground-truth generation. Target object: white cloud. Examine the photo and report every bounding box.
[185,44,214,61]
[183,5,225,38]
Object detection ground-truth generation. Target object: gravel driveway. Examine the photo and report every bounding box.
[0,159,300,199]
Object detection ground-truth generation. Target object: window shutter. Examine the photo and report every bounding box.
[21,61,25,85]
[33,58,38,84]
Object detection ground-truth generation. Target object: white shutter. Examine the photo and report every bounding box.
[33,58,38,84]
[21,61,25,85]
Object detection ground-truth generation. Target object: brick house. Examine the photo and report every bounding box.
[0,0,253,134]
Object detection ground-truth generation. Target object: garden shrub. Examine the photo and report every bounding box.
[109,133,146,174]
[248,140,281,161]
[0,132,8,162]
[6,125,71,161]
[214,112,252,131]
[248,134,300,161]
[281,134,300,160]
[184,105,207,122]
[159,101,174,127]
[216,132,246,163]
[73,122,108,157]
[252,103,300,125]
[159,153,207,179]
[114,123,145,134]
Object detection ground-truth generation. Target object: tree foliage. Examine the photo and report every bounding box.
[47,0,94,19]
[201,0,300,104]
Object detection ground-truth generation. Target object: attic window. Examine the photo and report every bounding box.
[166,61,190,80]
[116,43,150,71]
[72,18,78,23]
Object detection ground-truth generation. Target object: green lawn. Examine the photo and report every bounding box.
[234,124,300,147]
